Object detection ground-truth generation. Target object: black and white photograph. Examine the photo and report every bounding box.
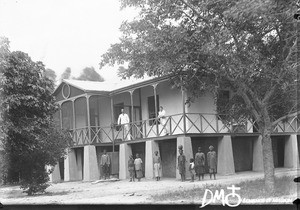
[0,0,299,208]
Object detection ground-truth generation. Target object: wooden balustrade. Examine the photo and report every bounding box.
[68,113,299,146]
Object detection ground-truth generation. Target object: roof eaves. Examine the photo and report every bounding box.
[110,75,171,96]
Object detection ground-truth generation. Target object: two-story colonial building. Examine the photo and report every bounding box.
[50,76,300,182]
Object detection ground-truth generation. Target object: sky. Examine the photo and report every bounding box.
[0,0,138,82]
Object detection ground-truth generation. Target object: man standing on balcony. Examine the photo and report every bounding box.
[158,106,169,135]
[100,149,110,180]
[117,108,131,140]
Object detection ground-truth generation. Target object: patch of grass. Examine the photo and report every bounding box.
[151,176,296,202]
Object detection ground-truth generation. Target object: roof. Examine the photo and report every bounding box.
[53,75,170,96]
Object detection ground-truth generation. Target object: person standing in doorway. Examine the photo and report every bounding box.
[117,108,131,140]
[177,146,186,182]
[207,145,217,180]
[128,155,135,182]
[195,147,206,180]
[100,149,110,180]
[134,153,143,181]
[153,151,161,181]
[158,106,169,135]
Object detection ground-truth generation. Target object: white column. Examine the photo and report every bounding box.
[217,135,235,175]
[83,145,99,181]
[253,136,264,171]
[284,134,299,168]
[119,143,132,179]
[64,148,77,181]
[145,140,160,179]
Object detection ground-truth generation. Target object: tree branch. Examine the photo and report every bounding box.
[262,37,298,104]
[178,0,209,23]
[271,111,299,126]
[239,89,261,122]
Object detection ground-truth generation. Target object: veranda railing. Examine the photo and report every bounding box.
[68,113,299,146]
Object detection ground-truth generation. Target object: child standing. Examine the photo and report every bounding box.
[177,147,186,182]
[134,153,143,181]
[128,155,135,182]
[189,158,195,182]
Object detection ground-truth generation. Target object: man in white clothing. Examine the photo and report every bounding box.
[158,106,169,135]
[117,108,131,140]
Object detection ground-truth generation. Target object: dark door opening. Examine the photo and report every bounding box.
[159,139,177,178]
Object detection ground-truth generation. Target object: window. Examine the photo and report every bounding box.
[217,90,230,114]
[148,95,159,125]
[216,90,230,122]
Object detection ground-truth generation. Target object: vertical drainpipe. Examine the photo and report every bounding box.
[138,88,143,138]
[130,90,134,139]
[59,102,63,129]
[86,94,91,144]
[182,88,187,134]
[138,88,142,121]
[110,95,115,152]
[152,83,159,137]
[72,99,76,144]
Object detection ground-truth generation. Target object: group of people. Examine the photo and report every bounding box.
[127,151,162,182]
[117,106,169,140]
[178,145,217,182]
[128,153,143,182]
[101,145,217,182]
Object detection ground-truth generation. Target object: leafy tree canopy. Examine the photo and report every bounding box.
[76,66,104,82]
[59,67,72,82]
[44,68,57,85]
[0,38,72,195]
[100,0,298,122]
[100,0,299,192]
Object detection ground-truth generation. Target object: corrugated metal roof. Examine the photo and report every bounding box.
[53,75,172,97]
[62,78,152,92]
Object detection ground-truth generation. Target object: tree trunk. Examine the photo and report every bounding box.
[260,112,275,194]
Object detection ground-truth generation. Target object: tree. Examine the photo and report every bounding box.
[100,0,299,193]
[0,42,72,194]
[44,68,57,84]
[76,66,104,82]
[59,67,72,82]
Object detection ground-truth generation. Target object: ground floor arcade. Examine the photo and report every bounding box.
[48,134,299,182]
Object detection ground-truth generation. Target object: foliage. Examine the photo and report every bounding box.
[100,0,298,121]
[100,0,299,192]
[59,67,72,82]
[44,68,57,85]
[76,66,104,82]
[0,40,72,195]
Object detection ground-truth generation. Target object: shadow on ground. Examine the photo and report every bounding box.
[6,189,71,198]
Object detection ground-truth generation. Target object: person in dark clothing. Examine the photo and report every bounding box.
[128,155,135,182]
[207,145,217,180]
[100,149,110,180]
[177,147,186,182]
[195,147,206,180]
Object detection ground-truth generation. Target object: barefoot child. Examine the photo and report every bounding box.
[134,154,143,181]
[177,146,186,182]
[128,155,135,182]
[189,158,195,182]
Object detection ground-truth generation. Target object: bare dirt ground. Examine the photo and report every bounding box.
[0,168,298,205]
